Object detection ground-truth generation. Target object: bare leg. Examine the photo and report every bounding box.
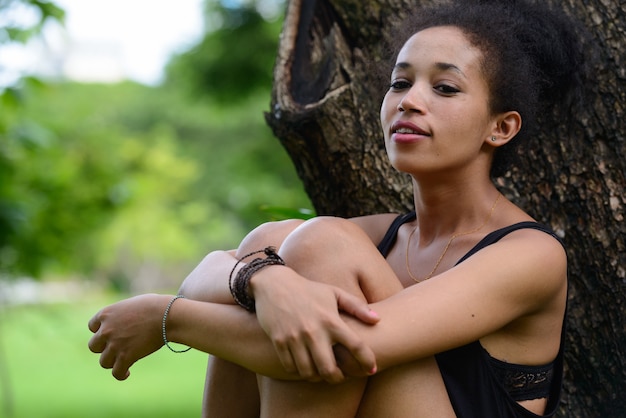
[202,219,304,417]
[357,358,456,417]
[258,217,405,417]
[258,217,456,417]
[203,357,260,418]
[205,217,455,416]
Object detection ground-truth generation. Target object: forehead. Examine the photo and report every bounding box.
[395,26,484,75]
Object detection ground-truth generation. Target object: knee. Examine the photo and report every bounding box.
[237,219,305,256]
[280,217,371,264]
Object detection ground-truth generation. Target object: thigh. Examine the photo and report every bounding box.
[202,356,260,418]
[280,217,404,302]
[257,218,404,415]
[258,375,367,418]
[357,357,456,418]
[199,220,306,416]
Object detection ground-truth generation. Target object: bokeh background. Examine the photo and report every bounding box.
[0,1,310,416]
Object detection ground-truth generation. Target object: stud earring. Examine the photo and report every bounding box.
[491,136,497,142]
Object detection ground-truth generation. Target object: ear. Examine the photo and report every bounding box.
[486,111,522,147]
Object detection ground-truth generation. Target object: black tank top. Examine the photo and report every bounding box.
[377,212,566,418]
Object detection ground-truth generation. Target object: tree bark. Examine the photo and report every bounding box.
[265,0,626,416]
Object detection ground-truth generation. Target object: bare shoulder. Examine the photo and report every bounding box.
[465,226,567,311]
[500,226,567,272]
[349,213,404,245]
[357,223,568,366]
[504,226,567,284]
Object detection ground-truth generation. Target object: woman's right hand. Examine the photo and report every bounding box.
[88,294,171,380]
[250,265,380,384]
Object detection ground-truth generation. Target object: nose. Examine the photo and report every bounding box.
[398,84,426,114]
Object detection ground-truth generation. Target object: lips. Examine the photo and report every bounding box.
[390,121,431,142]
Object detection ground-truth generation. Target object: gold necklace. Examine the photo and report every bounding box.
[405,193,501,283]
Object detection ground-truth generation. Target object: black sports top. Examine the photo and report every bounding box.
[377,212,566,418]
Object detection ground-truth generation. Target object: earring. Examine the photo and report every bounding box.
[491,136,497,142]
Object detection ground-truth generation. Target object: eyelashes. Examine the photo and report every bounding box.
[388,79,461,95]
[434,84,460,95]
[389,80,412,90]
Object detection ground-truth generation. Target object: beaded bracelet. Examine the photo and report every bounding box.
[162,295,192,353]
[228,247,286,312]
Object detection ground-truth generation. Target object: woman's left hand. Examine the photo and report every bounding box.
[88,294,170,380]
[251,266,379,383]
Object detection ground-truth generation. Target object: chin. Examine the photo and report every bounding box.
[387,145,420,167]
[388,157,416,175]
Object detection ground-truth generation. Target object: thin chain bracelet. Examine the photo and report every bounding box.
[162,295,192,353]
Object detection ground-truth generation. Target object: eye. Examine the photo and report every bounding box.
[389,80,412,91]
[434,84,460,95]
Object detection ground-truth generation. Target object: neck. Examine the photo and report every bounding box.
[411,179,501,243]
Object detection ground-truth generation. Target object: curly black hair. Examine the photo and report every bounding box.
[378,0,588,177]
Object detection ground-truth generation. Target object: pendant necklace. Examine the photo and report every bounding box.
[405,193,502,283]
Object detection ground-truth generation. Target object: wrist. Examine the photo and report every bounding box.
[161,294,192,353]
[228,247,285,312]
[247,264,288,298]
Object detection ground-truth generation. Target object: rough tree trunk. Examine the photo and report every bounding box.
[265,0,625,416]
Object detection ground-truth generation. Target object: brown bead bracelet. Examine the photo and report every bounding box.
[228,247,286,312]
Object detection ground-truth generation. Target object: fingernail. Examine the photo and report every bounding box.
[369,309,379,318]
[369,366,377,375]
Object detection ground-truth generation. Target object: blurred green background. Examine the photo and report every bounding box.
[0,1,310,416]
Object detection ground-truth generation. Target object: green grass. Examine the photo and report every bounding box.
[1,296,208,418]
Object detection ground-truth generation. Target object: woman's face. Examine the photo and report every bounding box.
[380,26,496,177]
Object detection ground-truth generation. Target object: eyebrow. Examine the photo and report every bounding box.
[393,61,467,78]
[435,62,466,78]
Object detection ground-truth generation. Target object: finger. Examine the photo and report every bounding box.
[88,333,106,354]
[88,312,102,333]
[98,344,133,381]
[99,347,115,369]
[273,341,297,374]
[285,338,319,380]
[331,325,377,376]
[335,289,380,324]
[307,334,345,384]
[112,356,132,381]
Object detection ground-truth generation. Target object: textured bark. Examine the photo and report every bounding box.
[265,0,626,416]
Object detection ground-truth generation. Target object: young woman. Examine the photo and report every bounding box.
[88,1,587,416]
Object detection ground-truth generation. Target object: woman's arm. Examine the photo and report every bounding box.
[234,223,567,376]
[178,215,397,303]
[88,219,566,384]
[87,216,388,382]
[87,276,380,382]
[177,250,236,303]
[178,219,306,303]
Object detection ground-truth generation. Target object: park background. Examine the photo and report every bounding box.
[3,0,625,417]
[0,1,307,417]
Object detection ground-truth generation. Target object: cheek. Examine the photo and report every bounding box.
[380,94,394,131]
[440,102,489,136]
[447,113,470,135]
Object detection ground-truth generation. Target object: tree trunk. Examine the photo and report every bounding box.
[265,0,626,416]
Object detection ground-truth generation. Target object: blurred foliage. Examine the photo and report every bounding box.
[0,0,311,285]
[0,0,64,45]
[1,0,67,275]
[165,0,283,103]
